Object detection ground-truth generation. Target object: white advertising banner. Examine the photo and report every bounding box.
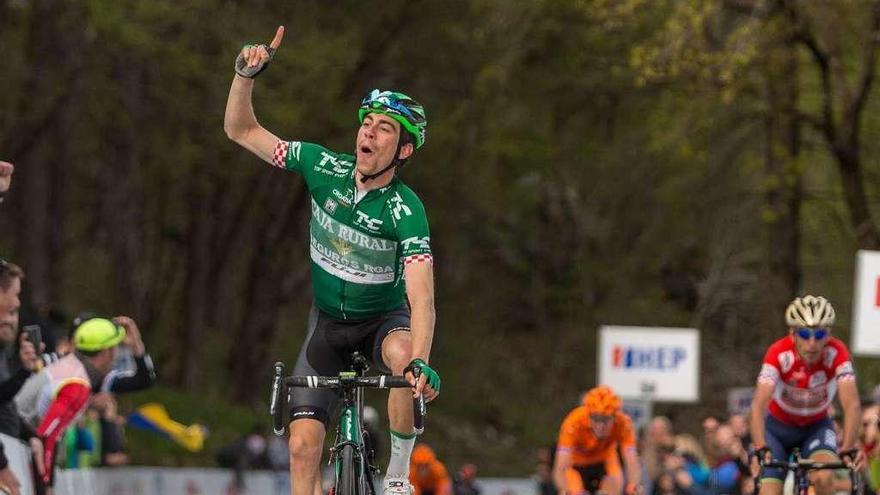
[852,250,880,355]
[598,326,700,402]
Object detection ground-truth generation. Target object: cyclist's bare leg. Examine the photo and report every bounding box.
[600,473,623,495]
[289,418,327,495]
[382,331,414,433]
[807,451,837,495]
[758,478,783,495]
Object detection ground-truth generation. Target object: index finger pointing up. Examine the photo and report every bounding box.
[269,26,285,50]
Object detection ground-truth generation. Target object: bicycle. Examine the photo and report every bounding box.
[755,448,863,495]
[269,352,426,495]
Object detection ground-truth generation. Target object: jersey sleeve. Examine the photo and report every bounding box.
[757,344,782,386]
[556,408,583,452]
[35,379,91,483]
[271,141,352,189]
[392,188,433,266]
[827,339,855,381]
[616,413,637,450]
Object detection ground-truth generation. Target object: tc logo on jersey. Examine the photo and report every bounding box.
[354,211,383,232]
[317,152,352,176]
[324,198,338,214]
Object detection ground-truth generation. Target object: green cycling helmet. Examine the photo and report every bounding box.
[358,89,427,149]
[74,318,126,352]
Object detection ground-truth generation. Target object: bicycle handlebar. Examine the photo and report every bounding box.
[270,362,286,436]
[411,366,426,435]
[285,375,412,389]
[269,363,426,436]
[760,459,850,471]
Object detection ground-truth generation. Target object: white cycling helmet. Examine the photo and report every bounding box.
[785,295,836,327]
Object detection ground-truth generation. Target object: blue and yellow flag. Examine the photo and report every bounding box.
[127,403,207,452]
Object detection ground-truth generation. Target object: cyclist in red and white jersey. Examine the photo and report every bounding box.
[750,295,863,495]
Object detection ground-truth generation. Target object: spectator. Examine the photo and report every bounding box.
[672,435,711,491]
[0,162,12,202]
[409,443,451,495]
[642,416,676,483]
[534,445,557,495]
[861,404,880,492]
[58,411,97,469]
[15,315,156,494]
[91,393,128,466]
[0,260,44,495]
[453,463,480,495]
[727,414,751,451]
[700,415,721,467]
[707,425,748,495]
[653,471,690,495]
[216,424,271,492]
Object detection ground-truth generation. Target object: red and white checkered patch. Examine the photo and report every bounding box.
[403,254,433,266]
[272,140,289,169]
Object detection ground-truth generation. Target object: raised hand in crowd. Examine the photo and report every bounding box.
[113,316,145,357]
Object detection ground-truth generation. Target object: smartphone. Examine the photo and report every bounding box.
[22,324,42,349]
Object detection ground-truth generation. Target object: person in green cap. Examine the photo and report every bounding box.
[15,315,155,494]
[225,26,440,495]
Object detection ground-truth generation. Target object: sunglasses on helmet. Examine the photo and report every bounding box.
[795,327,829,340]
[362,91,426,124]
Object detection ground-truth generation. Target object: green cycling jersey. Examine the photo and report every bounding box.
[274,140,433,320]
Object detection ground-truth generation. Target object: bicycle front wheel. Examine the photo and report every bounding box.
[336,444,364,495]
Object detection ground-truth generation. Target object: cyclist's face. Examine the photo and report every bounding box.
[94,346,119,374]
[0,278,20,344]
[356,114,412,173]
[590,414,614,438]
[791,326,828,364]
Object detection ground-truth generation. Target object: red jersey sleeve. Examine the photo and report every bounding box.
[758,339,786,385]
[825,338,855,381]
[36,380,91,483]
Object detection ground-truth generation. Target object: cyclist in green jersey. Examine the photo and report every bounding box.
[224,26,441,495]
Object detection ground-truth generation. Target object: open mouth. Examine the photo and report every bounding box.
[359,145,373,155]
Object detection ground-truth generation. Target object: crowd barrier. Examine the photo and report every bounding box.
[2,432,536,495]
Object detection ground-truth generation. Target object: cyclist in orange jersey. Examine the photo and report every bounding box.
[409,444,452,495]
[553,386,643,495]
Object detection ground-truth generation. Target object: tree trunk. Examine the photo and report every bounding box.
[761,20,802,322]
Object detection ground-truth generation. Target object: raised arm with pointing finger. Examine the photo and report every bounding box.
[224,26,286,163]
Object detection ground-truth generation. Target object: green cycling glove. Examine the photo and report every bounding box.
[405,358,441,393]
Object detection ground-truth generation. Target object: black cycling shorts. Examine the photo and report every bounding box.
[289,304,411,425]
[574,463,606,494]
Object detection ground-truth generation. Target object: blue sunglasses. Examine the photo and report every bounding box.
[796,327,829,340]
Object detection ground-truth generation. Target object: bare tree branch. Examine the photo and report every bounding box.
[843,0,880,146]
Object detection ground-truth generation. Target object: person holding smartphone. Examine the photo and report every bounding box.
[0,260,43,495]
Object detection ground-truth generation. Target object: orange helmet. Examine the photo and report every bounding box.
[582,385,622,415]
[412,443,436,464]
